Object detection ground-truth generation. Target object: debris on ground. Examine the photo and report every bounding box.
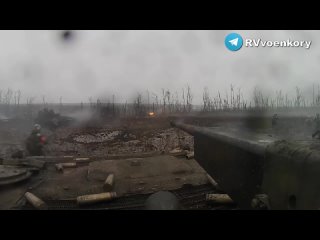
[46,119,193,156]
[20,184,228,210]
[130,159,141,166]
[73,131,122,144]
[60,162,77,168]
[169,148,187,157]
[75,157,90,163]
[77,192,117,206]
[103,173,115,192]
[205,194,234,205]
[24,192,48,210]
[55,163,64,172]
[186,151,194,159]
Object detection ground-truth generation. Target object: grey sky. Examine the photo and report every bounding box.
[0,30,318,104]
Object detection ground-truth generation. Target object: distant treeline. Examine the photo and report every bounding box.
[1,85,320,118]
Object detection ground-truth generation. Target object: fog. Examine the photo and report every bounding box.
[0,30,319,105]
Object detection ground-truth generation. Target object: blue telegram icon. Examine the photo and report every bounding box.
[225,33,243,51]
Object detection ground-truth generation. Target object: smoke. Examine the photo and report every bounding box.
[63,108,93,124]
[0,30,318,105]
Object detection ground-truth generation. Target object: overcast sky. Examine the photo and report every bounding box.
[0,30,318,104]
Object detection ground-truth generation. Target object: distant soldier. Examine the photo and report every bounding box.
[25,124,47,156]
[272,114,279,127]
[312,114,320,139]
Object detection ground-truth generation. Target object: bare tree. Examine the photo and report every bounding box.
[123,100,127,116]
[203,87,211,112]
[218,91,222,110]
[186,85,193,112]
[88,97,93,108]
[165,89,175,113]
[146,90,150,112]
[182,88,186,112]
[294,87,303,107]
[230,84,234,109]
[151,92,158,113]
[174,91,181,112]
[14,91,17,105]
[134,93,143,116]
[112,94,115,116]
[162,89,167,113]
[17,90,21,107]
[4,88,13,105]
[42,95,46,107]
[59,96,63,113]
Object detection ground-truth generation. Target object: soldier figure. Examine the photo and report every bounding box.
[312,114,320,139]
[25,124,47,156]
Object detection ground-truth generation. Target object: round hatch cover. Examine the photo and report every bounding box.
[0,165,32,186]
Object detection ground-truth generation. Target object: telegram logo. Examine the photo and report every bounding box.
[225,33,243,51]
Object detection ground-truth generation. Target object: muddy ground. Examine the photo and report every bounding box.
[0,116,194,158]
[45,117,194,156]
